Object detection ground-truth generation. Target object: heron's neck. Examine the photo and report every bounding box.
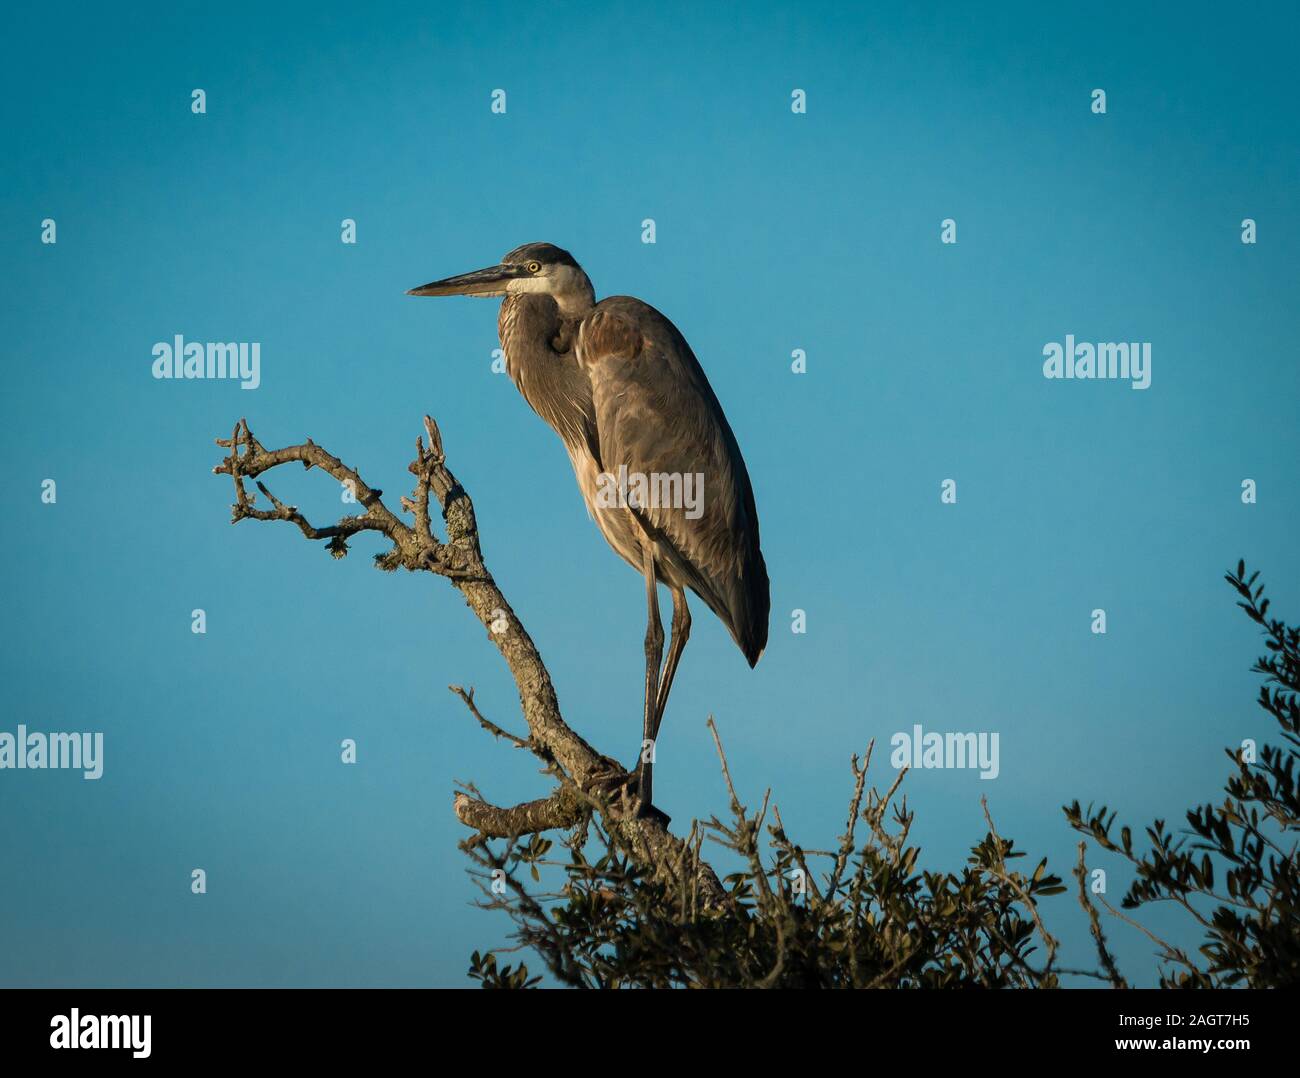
[554,285,595,318]
[499,295,594,452]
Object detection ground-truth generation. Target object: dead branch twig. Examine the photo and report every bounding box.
[214,414,728,908]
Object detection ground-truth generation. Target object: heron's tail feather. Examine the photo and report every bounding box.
[710,547,769,668]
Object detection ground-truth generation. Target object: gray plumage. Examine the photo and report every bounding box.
[409,242,769,813]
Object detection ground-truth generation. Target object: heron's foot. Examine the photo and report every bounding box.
[580,762,670,826]
[582,761,638,805]
[633,799,671,827]
[629,759,671,825]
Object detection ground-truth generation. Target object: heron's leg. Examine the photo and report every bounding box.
[635,544,664,811]
[651,585,691,742]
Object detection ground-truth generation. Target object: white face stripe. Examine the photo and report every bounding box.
[505,263,595,312]
[505,276,552,295]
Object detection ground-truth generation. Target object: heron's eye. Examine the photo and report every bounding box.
[526,261,542,274]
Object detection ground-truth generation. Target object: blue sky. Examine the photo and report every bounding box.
[2,1,1297,986]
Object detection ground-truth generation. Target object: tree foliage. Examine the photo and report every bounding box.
[468,562,1299,988]
[1066,561,1299,987]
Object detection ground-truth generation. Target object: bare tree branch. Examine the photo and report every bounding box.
[1074,841,1128,989]
[214,415,728,908]
[981,796,1060,978]
[454,789,584,837]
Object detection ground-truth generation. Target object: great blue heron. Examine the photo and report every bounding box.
[409,243,769,816]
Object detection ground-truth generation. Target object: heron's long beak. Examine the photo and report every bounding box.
[406,263,524,298]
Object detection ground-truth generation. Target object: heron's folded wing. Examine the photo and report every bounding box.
[579,297,759,588]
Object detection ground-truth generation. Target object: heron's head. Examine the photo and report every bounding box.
[407,242,594,313]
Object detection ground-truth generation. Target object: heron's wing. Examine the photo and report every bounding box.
[578,296,769,662]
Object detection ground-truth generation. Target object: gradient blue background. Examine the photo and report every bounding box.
[2,1,1297,987]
